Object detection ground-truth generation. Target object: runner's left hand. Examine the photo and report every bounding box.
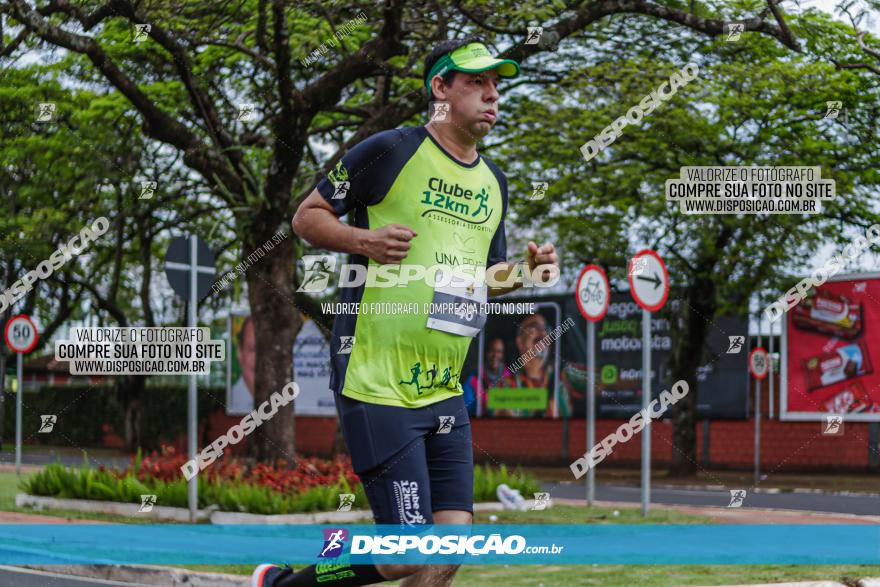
[526,241,558,283]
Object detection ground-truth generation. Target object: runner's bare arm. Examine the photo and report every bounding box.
[293,188,418,264]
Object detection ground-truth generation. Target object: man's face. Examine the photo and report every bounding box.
[516,315,549,361]
[237,320,256,396]
[434,69,501,140]
[486,339,504,370]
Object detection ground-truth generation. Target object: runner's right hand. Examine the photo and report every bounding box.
[362,224,417,264]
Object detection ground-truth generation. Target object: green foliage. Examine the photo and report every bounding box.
[24,462,540,515]
[473,463,541,502]
[499,12,880,313]
[3,386,224,450]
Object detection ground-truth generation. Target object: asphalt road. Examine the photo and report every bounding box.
[0,567,149,587]
[544,481,880,516]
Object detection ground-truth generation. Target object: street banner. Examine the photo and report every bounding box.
[227,313,334,416]
[465,293,748,419]
[782,274,880,420]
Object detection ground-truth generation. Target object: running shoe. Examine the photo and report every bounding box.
[251,563,290,587]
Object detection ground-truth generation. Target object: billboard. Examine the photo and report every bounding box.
[781,274,880,421]
[291,317,335,415]
[226,314,335,416]
[227,314,254,415]
[462,292,749,419]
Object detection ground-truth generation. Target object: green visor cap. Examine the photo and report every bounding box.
[425,42,520,97]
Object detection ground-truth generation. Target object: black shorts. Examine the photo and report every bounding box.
[334,392,474,526]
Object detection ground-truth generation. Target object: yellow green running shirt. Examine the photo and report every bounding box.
[314,125,508,408]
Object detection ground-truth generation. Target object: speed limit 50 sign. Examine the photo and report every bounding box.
[749,346,769,380]
[4,315,39,354]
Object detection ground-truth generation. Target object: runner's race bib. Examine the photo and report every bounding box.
[426,268,487,337]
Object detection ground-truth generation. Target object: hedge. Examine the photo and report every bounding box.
[1,385,227,450]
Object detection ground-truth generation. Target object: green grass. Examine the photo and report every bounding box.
[0,471,179,523]
[450,564,880,586]
[5,469,879,586]
[21,461,540,516]
[172,506,880,584]
[177,564,880,584]
[0,470,24,510]
[471,504,708,525]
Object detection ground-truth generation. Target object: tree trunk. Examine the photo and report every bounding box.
[668,276,717,476]
[246,224,300,464]
[120,374,146,451]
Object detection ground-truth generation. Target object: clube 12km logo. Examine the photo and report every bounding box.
[420,177,493,227]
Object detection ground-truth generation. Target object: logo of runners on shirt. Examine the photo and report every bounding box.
[399,361,459,395]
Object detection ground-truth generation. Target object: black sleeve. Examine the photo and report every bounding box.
[314,128,408,216]
[484,157,509,267]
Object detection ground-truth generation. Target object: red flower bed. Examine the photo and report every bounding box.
[126,445,361,493]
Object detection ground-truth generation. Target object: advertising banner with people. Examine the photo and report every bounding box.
[226,314,335,416]
[462,293,749,419]
[782,274,880,420]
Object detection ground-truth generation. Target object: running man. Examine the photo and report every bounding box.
[252,36,558,587]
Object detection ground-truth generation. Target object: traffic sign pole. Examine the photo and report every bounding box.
[5,315,38,476]
[165,234,216,523]
[15,353,21,475]
[188,235,198,523]
[755,312,762,486]
[627,250,668,519]
[641,308,651,517]
[586,319,595,506]
[575,264,609,509]
[748,342,769,486]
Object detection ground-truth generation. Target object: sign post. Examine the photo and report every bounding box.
[749,345,769,485]
[4,315,39,475]
[575,264,610,507]
[628,250,669,517]
[164,235,216,522]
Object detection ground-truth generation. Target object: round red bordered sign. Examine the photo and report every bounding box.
[576,264,610,322]
[627,249,669,313]
[749,346,769,380]
[4,314,39,354]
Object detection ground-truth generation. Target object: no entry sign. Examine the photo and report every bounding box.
[628,249,669,313]
[4,315,38,354]
[576,264,610,322]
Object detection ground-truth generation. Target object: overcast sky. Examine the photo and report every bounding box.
[801,0,878,31]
